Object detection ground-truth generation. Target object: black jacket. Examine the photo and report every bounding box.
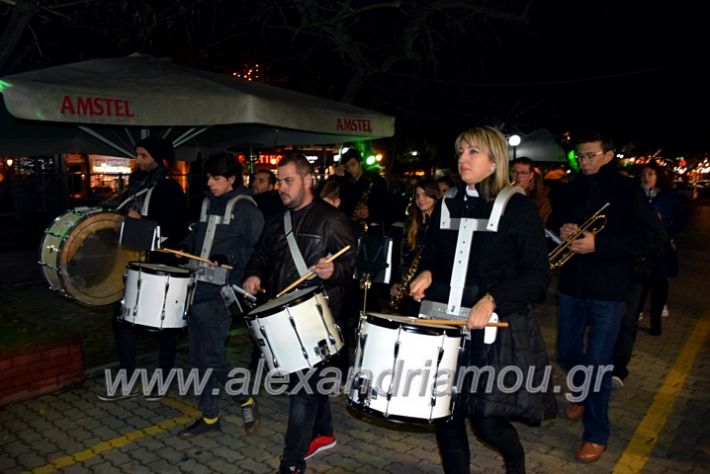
[127,167,188,247]
[419,183,550,317]
[245,198,356,315]
[548,163,669,300]
[418,183,555,423]
[181,186,264,301]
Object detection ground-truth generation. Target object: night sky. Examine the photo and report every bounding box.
[1,0,708,157]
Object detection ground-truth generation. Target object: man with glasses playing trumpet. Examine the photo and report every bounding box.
[548,131,667,463]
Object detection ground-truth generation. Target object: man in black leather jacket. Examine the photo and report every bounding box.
[243,154,356,474]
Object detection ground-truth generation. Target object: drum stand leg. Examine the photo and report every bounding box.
[359,272,372,317]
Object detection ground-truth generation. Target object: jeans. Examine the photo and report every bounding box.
[188,300,247,418]
[612,281,644,380]
[435,403,525,474]
[281,369,334,472]
[557,294,624,445]
[112,307,177,379]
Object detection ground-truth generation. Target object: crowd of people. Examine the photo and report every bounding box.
[96,128,687,473]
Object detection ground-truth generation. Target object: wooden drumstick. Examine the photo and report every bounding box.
[416,319,509,328]
[276,245,351,298]
[157,247,234,269]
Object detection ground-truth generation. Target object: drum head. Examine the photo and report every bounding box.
[127,262,192,277]
[41,209,143,306]
[366,312,461,336]
[246,285,320,318]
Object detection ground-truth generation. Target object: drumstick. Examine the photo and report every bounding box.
[157,248,234,269]
[416,319,509,328]
[276,245,351,298]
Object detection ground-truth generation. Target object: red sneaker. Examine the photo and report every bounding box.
[304,434,337,460]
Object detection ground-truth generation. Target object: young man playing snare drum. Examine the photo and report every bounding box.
[243,154,356,474]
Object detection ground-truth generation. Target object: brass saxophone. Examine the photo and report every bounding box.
[389,248,422,311]
[352,179,373,234]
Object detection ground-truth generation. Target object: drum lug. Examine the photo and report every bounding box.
[314,339,331,360]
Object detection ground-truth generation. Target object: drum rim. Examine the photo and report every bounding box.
[345,398,454,425]
[364,312,462,337]
[126,261,193,277]
[245,285,322,319]
[38,209,142,306]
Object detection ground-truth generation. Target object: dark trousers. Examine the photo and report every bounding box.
[612,281,644,380]
[188,299,247,418]
[112,308,177,379]
[638,276,669,333]
[435,404,525,474]
[281,370,334,472]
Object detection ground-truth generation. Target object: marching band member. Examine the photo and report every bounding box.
[547,131,667,462]
[243,154,355,474]
[177,152,264,439]
[388,176,440,315]
[98,137,188,402]
[409,126,556,474]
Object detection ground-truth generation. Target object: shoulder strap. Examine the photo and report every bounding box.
[223,194,257,225]
[283,211,310,277]
[439,187,459,229]
[486,185,525,232]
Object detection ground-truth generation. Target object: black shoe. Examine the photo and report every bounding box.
[97,387,139,402]
[241,397,261,433]
[650,327,662,336]
[177,418,221,439]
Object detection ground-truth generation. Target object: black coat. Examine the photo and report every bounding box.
[548,163,669,300]
[244,198,356,316]
[181,186,264,302]
[419,183,556,423]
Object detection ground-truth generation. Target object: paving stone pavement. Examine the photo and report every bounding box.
[1,201,709,473]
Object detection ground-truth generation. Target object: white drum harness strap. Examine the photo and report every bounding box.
[419,185,524,320]
[190,194,257,284]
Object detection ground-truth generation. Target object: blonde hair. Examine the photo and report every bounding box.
[454,126,511,201]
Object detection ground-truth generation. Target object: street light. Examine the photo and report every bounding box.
[508,134,521,160]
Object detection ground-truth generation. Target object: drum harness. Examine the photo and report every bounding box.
[418,184,524,343]
[189,194,257,285]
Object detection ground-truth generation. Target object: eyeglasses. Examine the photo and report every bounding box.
[575,151,604,161]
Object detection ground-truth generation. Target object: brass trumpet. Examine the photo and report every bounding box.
[548,202,610,270]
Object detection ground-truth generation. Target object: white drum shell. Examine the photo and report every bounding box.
[348,313,462,423]
[246,288,343,374]
[121,263,195,329]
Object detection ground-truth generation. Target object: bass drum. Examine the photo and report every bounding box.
[39,207,143,306]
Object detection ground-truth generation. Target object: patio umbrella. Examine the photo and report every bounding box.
[0,54,395,157]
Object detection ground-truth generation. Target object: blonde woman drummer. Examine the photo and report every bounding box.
[409,126,556,474]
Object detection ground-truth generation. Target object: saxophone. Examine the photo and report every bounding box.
[389,248,422,311]
[352,179,373,234]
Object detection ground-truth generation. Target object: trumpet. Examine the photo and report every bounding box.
[548,202,610,270]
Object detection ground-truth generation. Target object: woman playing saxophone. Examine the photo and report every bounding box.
[389,177,441,315]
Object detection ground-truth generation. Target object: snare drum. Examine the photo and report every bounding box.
[245,286,343,374]
[347,313,463,424]
[120,262,196,330]
[39,207,143,306]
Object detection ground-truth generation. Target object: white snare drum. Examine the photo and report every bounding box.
[39,207,143,306]
[245,286,343,374]
[347,313,463,424]
[120,262,196,330]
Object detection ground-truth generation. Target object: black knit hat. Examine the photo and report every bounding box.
[135,137,175,167]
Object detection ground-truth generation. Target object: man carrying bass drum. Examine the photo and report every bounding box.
[98,137,188,402]
[409,126,556,474]
[243,154,356,474]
